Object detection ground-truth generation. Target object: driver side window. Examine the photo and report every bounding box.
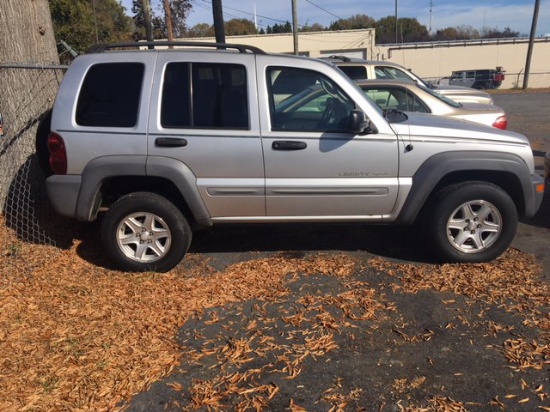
[267,67,354,133]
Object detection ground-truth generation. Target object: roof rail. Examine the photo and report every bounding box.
[327,55,351,62]
[85,41,266,54]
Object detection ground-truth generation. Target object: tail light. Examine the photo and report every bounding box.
[47,132,67,175]
[492,116,508,130]
[495,73,505,82]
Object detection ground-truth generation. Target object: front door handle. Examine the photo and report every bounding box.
[155,137,188,147]
[272,140,307,151]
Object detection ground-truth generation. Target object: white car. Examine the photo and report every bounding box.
[323,55,495,105]
[356,79,508,129]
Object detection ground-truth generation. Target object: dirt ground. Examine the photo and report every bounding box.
[121,91,550,412]
[1,91,548,412]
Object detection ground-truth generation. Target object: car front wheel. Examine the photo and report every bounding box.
[101,192,192,272]
[427,182,517,263]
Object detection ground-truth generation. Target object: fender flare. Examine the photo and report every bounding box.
[396,151,534,224]
[75,155,210,224]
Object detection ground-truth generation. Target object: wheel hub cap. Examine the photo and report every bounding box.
[447,200,502,254]
[116,212,172,263]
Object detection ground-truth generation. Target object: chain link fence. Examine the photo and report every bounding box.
[0,64,68,248]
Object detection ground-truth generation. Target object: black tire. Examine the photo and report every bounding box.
[426,181,517,263]
[101,192,192,272]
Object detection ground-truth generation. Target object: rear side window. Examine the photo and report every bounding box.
[161,63,248,129]
[76,63,144,127]
[338,65,368,80]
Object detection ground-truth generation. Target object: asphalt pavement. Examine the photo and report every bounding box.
[492,91,550,277]
[123,90,550,412]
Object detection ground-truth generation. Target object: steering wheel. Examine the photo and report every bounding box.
[319,98,336,126]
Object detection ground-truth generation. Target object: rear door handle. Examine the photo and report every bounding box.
[272,141,307,151]
[155,137,188,147]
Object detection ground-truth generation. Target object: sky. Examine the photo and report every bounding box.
[120,0,550,37]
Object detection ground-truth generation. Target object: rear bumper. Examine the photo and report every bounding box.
[46,175,81,219]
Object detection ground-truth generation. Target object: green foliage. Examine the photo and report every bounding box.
[266,21,292,34]
[300,23,326,33]
[225,18,258,36]
[433,25,519,41]
[188,22,215,37]
[329,14,375,31]
[375,16,429,43]
[434,25,481,41]
[49,0,133,56]
[132,0,192,40]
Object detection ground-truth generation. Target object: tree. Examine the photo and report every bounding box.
[225,18,258,36]
[169,0,192,37]
[0,0,60,221]
[375,16,429,43]
[398,17,429,42]
[49,0,133,54]
[433,25,481,41]
[266,21,292,34]
[483,26,520,39]
[329,14,375,31]
[188,23,215,37]
[132,0,192,40]
[300,22,326,32]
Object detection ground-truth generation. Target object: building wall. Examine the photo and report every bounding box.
[189,29,376,59]
[376,38,550,89]
[189,31,550,89]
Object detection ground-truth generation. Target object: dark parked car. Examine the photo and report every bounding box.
[449,67,505,89]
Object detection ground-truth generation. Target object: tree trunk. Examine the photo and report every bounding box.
[142,0,155,44]
[163,0,174,42]
[0,0,63,244]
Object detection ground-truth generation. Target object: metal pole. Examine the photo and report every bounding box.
[395,0,398,43]
[523,0,541,90]
[163,0,174,42]
[92,0,99,43]
[212,0,226,44]
[292,0,299,55]
[142,0,155,47]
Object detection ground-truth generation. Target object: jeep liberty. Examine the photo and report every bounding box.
[44,42,544,272]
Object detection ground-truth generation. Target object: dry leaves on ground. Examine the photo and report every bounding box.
[0,219,361,412]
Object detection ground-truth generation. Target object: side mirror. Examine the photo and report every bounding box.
[348,110,376,135]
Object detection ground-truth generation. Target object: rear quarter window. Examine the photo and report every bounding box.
[76,63,144,127]
[339,65,368,80]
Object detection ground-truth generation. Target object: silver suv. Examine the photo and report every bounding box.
[322,55,495,105]
[44,42,544,272]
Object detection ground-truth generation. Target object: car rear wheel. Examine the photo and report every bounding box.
[101,192,191,272]
[426,182,517,263]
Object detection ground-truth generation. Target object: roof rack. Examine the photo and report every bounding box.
[85,41,266,55]
[327,55,351,62]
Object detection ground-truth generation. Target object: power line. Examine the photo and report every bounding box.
[305,0,342,20]
[191,0,289,25]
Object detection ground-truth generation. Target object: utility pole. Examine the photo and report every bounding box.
[141,0,154,47]
[292,0,299,54]
[523,0,541,90]
[212,0,226,44]
[163,0,174,42]
[395,0,398,43]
